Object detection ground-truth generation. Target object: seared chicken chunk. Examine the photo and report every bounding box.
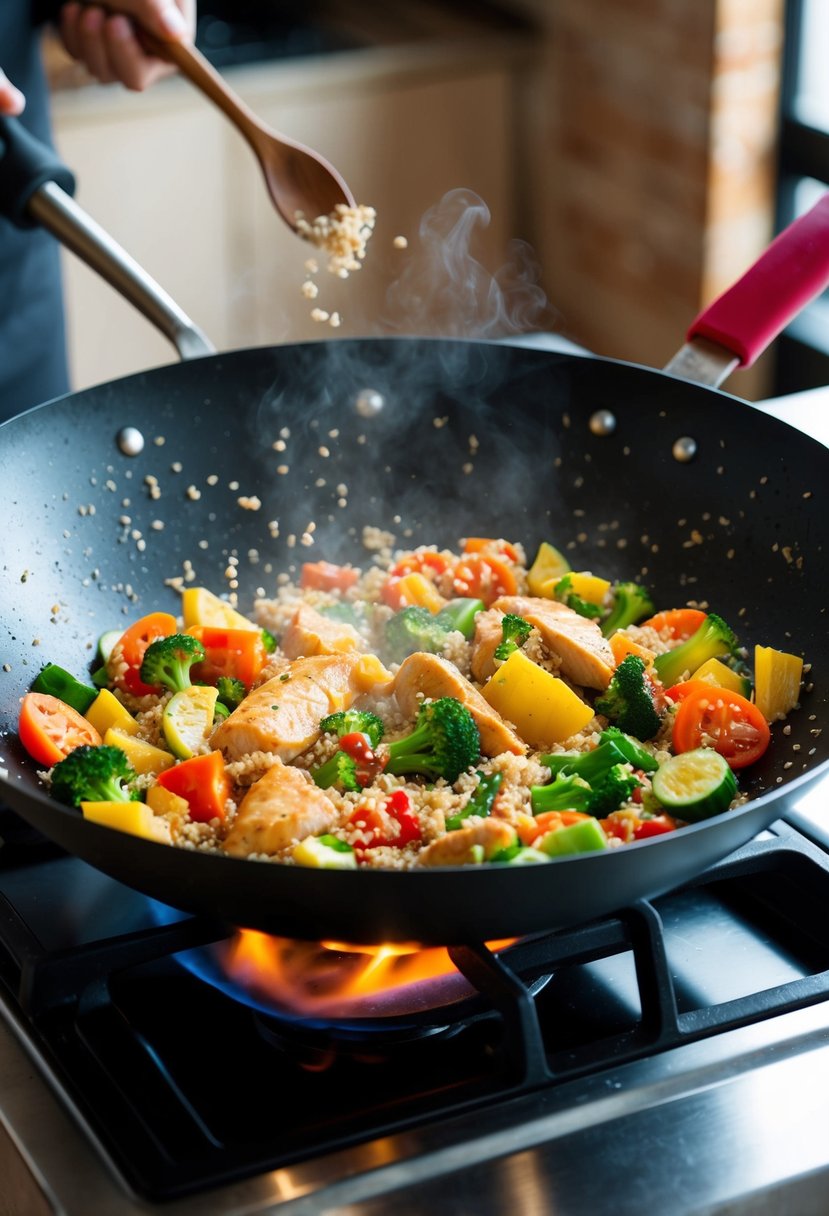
[213,652,392,762]
[417,818,516,866]
[491,595,615,690]
[223,761,337,858]
[393,652,525,756]
[280,603,365,659]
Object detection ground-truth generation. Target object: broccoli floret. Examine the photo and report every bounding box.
[384,606,451,664]
[139,633,205,693]
[494,613,532,661]
[384,697,480,784]
[595,654,662,740]
[553,575,602,620]
[446,770,503,830]
[652,612,738,688]
[311,750,360,792]
[600,582,656,638]
[216,676,246,712]
[530,773,592,815]
[530,764,639,817]
[51,744,140,807]
[599,726,659,773]
[319,709,385,748]
[260,628,277,654]
[539,737,629,782]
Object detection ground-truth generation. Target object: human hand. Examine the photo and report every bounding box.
[0,69,26,116]
[57,1,196,91]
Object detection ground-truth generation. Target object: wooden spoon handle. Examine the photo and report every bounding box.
[137,29,270,157]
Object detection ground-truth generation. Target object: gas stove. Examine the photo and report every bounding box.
[2,779,829,1216]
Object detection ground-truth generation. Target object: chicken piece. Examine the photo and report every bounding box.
[223,760,337,858]
[417,817,517,866]
[491,595,615,690]
[470,608,506,683]
[393,652,525,756]
[280,603,365,660]
[213,652,392,762]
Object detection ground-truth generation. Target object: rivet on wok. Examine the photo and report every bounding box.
[117,427,145,456]
[589,409,616,436]
[355,389,385,418]
[672,436,698,462]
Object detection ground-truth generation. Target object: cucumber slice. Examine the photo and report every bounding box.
[293,835,357,870]
[651,748,737,822]
[97,629,123,663]
[162,686,218,759]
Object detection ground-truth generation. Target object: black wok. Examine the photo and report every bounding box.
[1,336,827,943]
[0,118,828,943]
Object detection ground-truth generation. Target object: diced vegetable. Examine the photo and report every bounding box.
[18,693,102,767]
[691,657,752,697]
[672,686,770,770]
[653,613,737,688]
[85,688,140,738]
[754,645,803,722]
[110,612,178,697]
[103,728,175,776]
[538,817,609,856]
[641,608,708,640]
[31,665,97,715]
[526,541,571,596]
[300,562,361,592]
[451,553,517,605]
[293,835,358,869]
[434,597,485,638]
[155,751,231,823]
[598,727,659,773]
[482,649,593,747]
[498,846,549,865]
[548,571,610,606]
[97,629,124,664]
[162,685,219,759]
[462,537,522,563]
[651,747,737,821]
[382,571,446,612]
[81,800,172,843]
[181,586,259,630]
[187,626,267,689]
[146,783,189,818]
[609,632,656,668]
[446,771,503,830]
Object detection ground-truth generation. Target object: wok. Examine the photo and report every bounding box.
[1,120,828,944]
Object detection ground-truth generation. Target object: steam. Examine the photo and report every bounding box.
[381,188,557,339]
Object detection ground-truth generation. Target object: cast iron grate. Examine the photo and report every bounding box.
[1,815,829,1201]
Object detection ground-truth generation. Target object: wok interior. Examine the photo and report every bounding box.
[0,338,826,939]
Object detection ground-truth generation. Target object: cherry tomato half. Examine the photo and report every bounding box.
[111,611,177,697]
[18,692,102,767]
[672,685,771,770]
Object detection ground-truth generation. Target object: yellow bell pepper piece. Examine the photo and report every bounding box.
[754,646,803,722]
[527,542,571,596]
[146,784,189,818]
[181,586,258,631]
[482,649,594,747]
[692,657,750,697]
[81,801,172,843]
[391,572,445,613]
[104,728,175,775]
[539,571,611,605]
[85,688,140,738]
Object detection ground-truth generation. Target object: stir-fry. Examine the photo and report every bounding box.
[17,536,805,868]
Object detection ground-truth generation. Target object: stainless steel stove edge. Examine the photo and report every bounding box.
[2,994,829,1216]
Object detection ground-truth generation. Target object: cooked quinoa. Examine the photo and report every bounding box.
[26,535,800,870]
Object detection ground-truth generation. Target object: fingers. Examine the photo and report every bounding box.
[57,1,196,92]
[0,68,26,116]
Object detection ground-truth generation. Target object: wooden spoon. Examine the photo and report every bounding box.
[134,28,356,229]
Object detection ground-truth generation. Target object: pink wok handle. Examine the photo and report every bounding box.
[687,194,829,367]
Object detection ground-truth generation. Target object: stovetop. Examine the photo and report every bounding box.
[2,798,829,1216]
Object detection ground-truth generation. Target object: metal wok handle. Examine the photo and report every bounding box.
[0,115,214,362]
[665,194,829,388]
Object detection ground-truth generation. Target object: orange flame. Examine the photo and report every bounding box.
[221,930,515,1019]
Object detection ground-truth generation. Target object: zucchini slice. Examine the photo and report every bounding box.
[651,748,737,822]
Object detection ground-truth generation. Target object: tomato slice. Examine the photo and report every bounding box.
[452,553,517,606]
[18,692,102,766]
[188,626,267,689]
[300,561,360,592]
[388,551,454,581]
[641,608,707,640]
[110,612,178,696]
[462,537,522,564]
[672,686,771,769]
[664,678,716,704]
